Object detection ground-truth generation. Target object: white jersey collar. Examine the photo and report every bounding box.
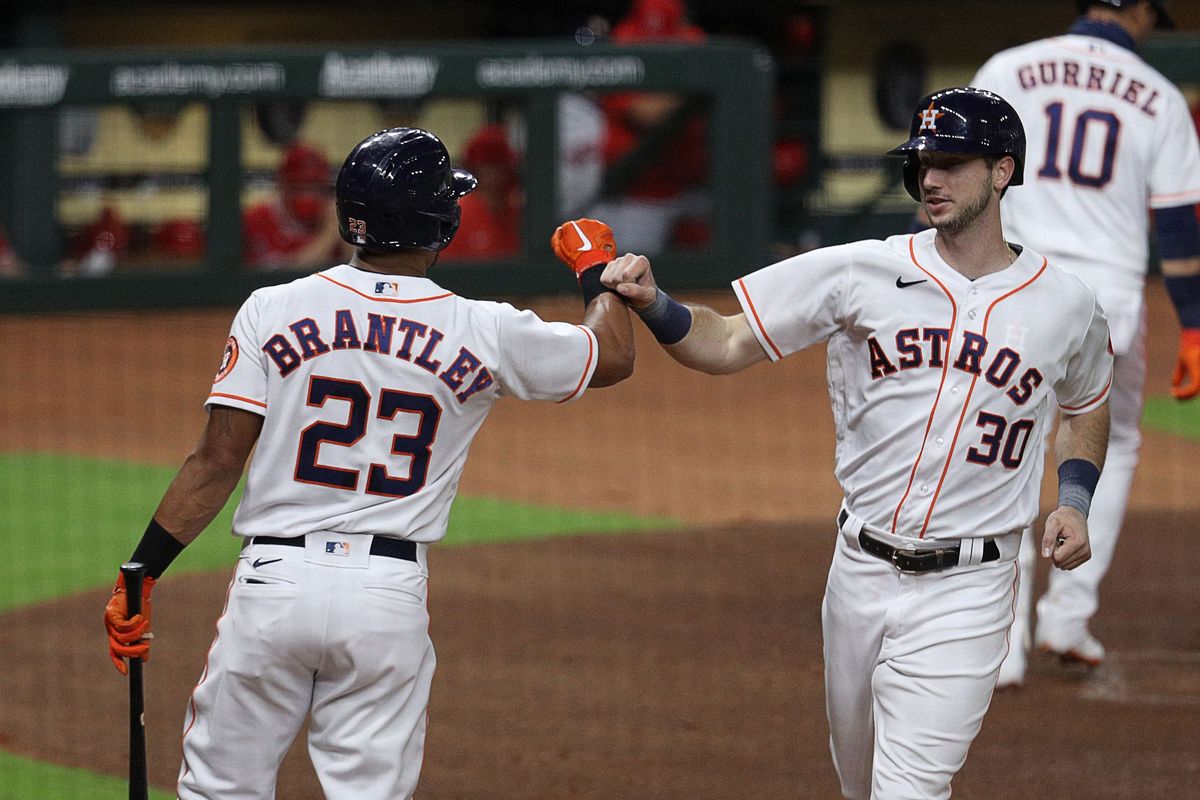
[316,264,455,304]
[909,229,1044,294]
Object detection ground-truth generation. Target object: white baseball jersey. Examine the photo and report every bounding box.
[206,263,598,542]
[733,229,1113,540]
[973,32,1200,352]
[180,264,598,799]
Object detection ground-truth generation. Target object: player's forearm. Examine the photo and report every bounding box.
[152,453,247,545]
[664,305,766,375]
[585,293,635,387]
[1055,402,1110,472]
[152,406,262,546]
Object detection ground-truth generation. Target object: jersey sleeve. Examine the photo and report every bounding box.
[1055,293,1114,416]
[205,292,269,415]
[732,245,849,361]
[1148,87,1200,209]
[492,305,599,402]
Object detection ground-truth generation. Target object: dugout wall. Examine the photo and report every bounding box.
[0,40,774,312]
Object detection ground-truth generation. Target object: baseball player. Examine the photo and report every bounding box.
[971,0,1200,687]
[603,88,1113,799]
[103,127,637,799]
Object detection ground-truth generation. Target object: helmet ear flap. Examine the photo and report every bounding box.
[902,156,922,202]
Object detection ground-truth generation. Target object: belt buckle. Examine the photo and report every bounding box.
[891,548,922,573]
[892,547,941,573]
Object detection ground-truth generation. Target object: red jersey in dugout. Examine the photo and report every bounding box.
[242,202,342,269]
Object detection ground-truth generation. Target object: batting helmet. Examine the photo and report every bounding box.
[887,87,1026,202]
[336,127,477,253]
[1076,0,1174,30]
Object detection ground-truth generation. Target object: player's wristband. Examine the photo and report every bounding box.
[578,263,618,307]
[1152,205,1200,261]
[1163,274,1200,329]
[1057,458,1101,518]
[129,518,186,580]
[635,289,693,345]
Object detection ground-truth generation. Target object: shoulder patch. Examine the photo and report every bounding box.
[214,336,239,383]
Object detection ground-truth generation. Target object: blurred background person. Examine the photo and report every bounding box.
[61,205,131,278]
[591,0,711,255]
[151,218,206,266]
[441,123,522,261]
[242,141,349,270]
[0,225,26,278]
[971,0,1200,687]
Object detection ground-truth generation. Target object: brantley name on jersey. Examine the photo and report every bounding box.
[260,310,495,405]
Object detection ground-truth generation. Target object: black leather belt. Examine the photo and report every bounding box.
[838,509,999,573]
[251,535,417,563]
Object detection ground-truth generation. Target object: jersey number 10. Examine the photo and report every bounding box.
[295,375,442,497]
[1037,102,1120,188]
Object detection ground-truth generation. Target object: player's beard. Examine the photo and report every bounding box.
[925,176,994,235]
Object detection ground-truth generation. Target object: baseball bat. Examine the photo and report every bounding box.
[120,561,149,800]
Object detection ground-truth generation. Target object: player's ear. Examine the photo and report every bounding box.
[993,155,1016,195]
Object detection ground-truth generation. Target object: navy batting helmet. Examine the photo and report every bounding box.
[887,87,1026,202]
[1076,0,1174,30]
[336,127,477,253]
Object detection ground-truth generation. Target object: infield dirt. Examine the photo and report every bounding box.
[1,285,1196,798]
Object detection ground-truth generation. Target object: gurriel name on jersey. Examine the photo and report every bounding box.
[261,310,495,405]
[1014,58,1161,117]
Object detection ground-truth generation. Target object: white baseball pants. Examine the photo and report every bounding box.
[822,532,1018,800]
[177,535,435,800]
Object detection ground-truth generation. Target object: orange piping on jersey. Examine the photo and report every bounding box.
[178,571,238,791]
[558,325,595,403]
[207,392,267,409]
[919,257,1049,538]
[1150,189,1200,204]
[736,278,784,360]
[316,273,454,303]
[1059,371,1112,412]
[891,236,959,534]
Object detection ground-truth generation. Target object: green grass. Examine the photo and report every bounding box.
[0,452,678,613]
[1142,395,1200,441]
[0,451,679,794]
[0,750,173,800]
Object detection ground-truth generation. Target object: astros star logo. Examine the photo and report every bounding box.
[918,102,944,133]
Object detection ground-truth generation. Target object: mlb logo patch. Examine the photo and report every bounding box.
[375,281,400,296]
[325,541,352,557]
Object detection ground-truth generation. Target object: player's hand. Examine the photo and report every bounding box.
[1041,507,1091,571]
[1170,328,1200,400]
[104,573,156,675]
[602,253,658,310]
[550,218,616,277]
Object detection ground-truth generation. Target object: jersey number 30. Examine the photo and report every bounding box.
[295,375,442,497]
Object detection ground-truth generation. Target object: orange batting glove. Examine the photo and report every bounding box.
[104,573,156,675]
[1172,329,1200,400]
[550,218,616,277]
